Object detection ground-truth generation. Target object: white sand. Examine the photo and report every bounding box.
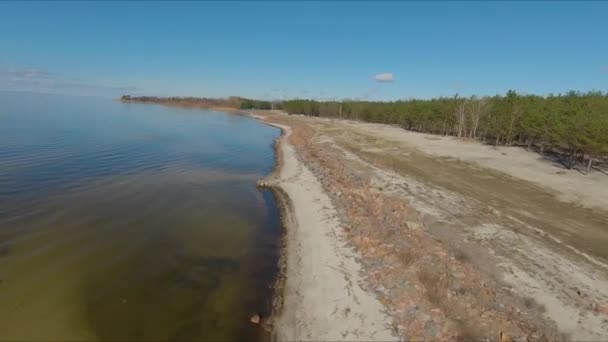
[339,120,608,210]
[263,122,396,341]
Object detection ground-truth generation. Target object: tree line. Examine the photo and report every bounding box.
[239,98,273,110]
[279,91,608,173]
[121,95,272,111]
[121,95,245,108]
[120,91,608,173]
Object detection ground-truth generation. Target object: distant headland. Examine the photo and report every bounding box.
[120,95,273,111]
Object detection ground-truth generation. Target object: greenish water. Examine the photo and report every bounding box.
[0,91,282,341]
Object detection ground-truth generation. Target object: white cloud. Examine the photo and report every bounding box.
[0,67,138,94]
[373,73,394,82]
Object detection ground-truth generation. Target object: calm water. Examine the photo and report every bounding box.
[0,92,282,341]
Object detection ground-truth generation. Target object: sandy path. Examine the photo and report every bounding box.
[261,122,396,341]
[318,118,608,340]
[338,120,608,210]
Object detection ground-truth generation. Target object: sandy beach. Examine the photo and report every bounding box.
[256,119,396,341]
[251,111,608,341]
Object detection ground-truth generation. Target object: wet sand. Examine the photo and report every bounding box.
[255,119,395,341]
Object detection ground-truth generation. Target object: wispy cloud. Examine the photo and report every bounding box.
[0,68,55,80]
[373,72,394,82]
[0,67,138,95]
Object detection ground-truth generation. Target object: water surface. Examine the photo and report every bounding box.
[0,91,281,341]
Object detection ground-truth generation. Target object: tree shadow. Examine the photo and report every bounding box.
[592,163,608,176]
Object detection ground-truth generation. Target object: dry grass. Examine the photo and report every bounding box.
[454,319,486,342]
[398,248,418,267]
[262,114,560,341]
[417,266,451,308]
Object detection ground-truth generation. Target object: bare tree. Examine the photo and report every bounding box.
[469,96,490,139]
[454,97,467,138]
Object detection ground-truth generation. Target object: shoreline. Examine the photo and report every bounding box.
[255,120,290,337]
[120,98,247,115]
[119,100,297,338]
[116,101,608,340]
[251,113,396,341]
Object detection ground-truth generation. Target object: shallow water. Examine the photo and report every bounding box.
[0,91,282,341]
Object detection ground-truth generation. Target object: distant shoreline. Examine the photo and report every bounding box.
[119,97,246,114]
[119,95,273,113]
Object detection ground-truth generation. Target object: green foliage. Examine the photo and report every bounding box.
[281,91,608,159]
[120,91,608,161]
[239,98,272,110]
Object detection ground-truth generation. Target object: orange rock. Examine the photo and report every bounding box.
[250,313,261,325]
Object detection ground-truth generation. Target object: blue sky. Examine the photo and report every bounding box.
[0,1,607,100]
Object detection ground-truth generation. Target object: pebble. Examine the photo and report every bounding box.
[250,313,261,324]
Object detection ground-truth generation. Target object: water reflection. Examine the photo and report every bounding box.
[0,93,281,341]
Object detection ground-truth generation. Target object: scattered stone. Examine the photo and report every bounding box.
[250,313,261,324]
